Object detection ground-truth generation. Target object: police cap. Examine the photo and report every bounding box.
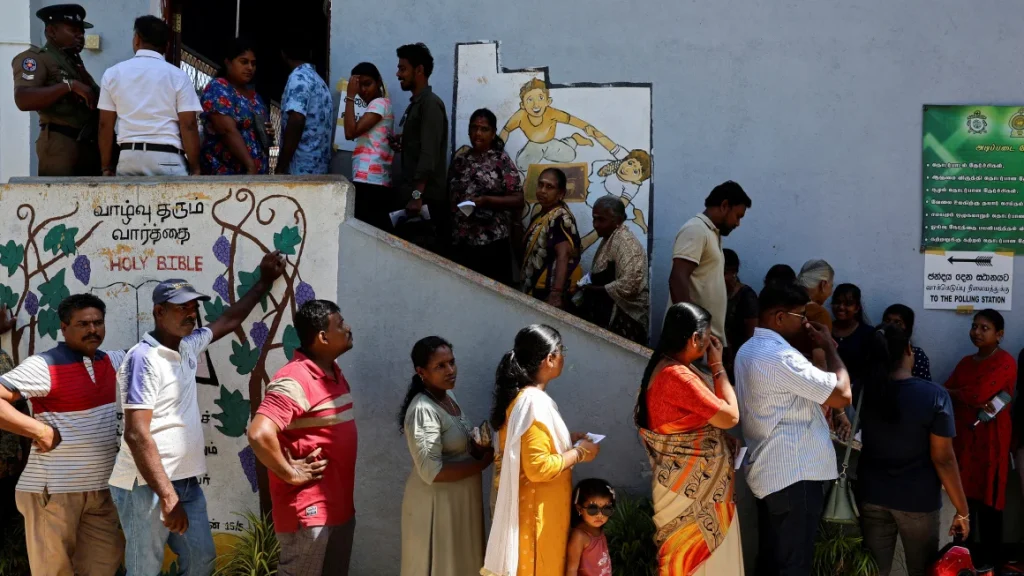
[36,4,93,29]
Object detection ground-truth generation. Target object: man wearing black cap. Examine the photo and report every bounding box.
[109,251,285,576]
[12,4,101,176]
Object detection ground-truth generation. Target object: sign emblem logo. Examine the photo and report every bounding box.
[21,58,36,72]
[966,110,988,134]
[1009,108,1024,138]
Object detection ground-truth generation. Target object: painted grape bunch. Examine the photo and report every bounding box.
[295,281,315,308]
[24,292,38,316]
[212,276,230,301]
[72,255,91,285]
[212,236,231,266]
[249,321,268,350]
[238,445,258,493]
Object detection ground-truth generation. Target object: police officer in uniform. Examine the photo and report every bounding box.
[12,4,101,176]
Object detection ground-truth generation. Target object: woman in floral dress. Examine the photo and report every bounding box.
[200,38,270,175]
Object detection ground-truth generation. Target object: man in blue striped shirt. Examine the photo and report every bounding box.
[735,282,852,576]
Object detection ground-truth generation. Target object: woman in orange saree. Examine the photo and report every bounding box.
[635,302,744,576]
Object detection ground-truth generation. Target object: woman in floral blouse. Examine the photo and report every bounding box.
[449,109,524,286]
[200,38,271,175]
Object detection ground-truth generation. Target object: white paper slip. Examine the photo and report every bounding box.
[574,433,605,447]
[457,201,476,216]
[733,446,747,470]
[576,273,592,288]
[389,204,432,228]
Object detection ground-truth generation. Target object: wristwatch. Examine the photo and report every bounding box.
[411,190,422,200]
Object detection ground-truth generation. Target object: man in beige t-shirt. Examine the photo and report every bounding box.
[668,181,751,347]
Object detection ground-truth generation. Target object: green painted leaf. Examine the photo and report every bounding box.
[202,296,226,323]
[59,227,79,256]
[37,308,59,340]
[228,338,260,375]
[273,226,302,256]
[0,241,25,276]
[282,324,300,360]
[43,224,65,255]
[0,284,19,309]
[237,267,267,313]
[212,385,250,438]
[38,269,70,310]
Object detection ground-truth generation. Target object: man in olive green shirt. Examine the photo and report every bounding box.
[12,4,100,176]
[395,43,450,253]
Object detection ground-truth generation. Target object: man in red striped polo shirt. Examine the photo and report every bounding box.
[248,299,357,576]
[0,294,125,576]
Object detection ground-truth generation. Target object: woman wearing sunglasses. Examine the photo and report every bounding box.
[634,302,743,576]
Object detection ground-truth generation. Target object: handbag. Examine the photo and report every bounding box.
[822,390,864,524]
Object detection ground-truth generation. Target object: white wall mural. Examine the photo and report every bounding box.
[452,41,653,270]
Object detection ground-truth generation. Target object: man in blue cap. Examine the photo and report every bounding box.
[12,4,101,176]
[109,251,286,576]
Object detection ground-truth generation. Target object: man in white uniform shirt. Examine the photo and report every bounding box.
[97,15,202,176]
[109,252,284,576]
[734,281,851,576]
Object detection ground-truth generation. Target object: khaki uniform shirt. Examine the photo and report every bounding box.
[669,213,728,345]
[12,42,98,129]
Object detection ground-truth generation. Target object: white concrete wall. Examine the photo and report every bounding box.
[0,0,32,182]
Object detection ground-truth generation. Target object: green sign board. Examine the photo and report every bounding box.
[922,105,1024,253]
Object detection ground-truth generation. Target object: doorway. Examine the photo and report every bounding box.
[166,0,331,108]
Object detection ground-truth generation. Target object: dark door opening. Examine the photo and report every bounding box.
[168,0,331,108]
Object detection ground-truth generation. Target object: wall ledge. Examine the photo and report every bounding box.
[344,217,653,359]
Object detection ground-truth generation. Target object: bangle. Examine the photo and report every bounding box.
[709,362,724,368]
[344,97,355,103]
[64,79,73,93]
[34,424,48,442]
[713,370,726,379]
[955,513,969,521]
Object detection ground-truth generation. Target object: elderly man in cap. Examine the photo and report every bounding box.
[12,4,101,176]
[109,251,285,576]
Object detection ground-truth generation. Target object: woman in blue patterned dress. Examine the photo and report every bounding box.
[199,38,270,175]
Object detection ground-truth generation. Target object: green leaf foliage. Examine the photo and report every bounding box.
[38,269,70,310]
[0,240,25,276]
[228,338,260,375]
[203,297,226,323]
[37,308,59,340]
[0,284,19,310]
[211,511,280,576]
[604,493,658,576]
[237,267,267,313]
[212,385,250,438]
[282,325,300,360]
[273,226,302,256]
[812,523,878,576]
[42,224,78,256]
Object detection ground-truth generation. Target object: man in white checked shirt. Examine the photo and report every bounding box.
[0,294,125,576]
[734,282,852,576]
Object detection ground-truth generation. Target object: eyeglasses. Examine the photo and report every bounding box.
[785,311,808,322]
[559,344,568,354]
[582,505,615,517]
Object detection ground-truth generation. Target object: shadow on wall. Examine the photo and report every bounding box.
[335,215,652,574]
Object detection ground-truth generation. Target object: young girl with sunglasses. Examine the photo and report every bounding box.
[566,478,615,576]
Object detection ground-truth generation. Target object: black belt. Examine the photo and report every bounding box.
[120,142,184,155]
[41,123,83,139]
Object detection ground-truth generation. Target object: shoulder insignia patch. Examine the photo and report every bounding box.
[21,58,37,72]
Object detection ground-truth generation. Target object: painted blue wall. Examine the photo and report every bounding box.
[25,0,1024,395]
[330,0,1024,383]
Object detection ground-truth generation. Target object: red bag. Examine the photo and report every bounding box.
[931,544,975,576]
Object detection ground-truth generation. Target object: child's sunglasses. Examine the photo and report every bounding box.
[582,505,615,517]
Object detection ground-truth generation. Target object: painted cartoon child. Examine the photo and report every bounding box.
[581,148,652,252]
[500,78,619,175]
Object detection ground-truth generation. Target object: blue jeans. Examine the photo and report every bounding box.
[110,477,216,576]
